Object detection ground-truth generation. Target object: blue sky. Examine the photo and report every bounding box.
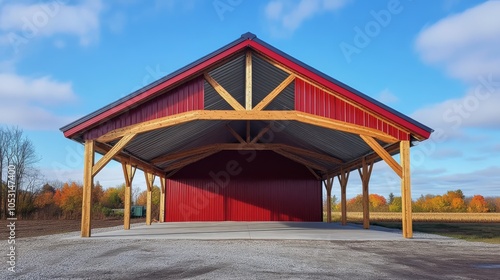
[0,0,499,199]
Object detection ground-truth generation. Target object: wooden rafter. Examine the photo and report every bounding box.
[250,125,271,144]
[92,133,137,177]
[204,73,245,111]
[94,142,164,177]
[295,112,397,144]
[279,145,343,164]
[226,124,246,144]
[151,143,342,166]
[166,168,182,178]
[151,144,218,164]
[306,166,321,180]
[246,120,251,143]
[97,110,398,144]
[253,74,295,111]
[164,149,220,172]
[245,50,252,110]
[273,149,327,172]
[325,142,400,179]
[360,135,402,178]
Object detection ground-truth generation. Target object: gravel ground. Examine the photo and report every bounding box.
[4,224,500,280]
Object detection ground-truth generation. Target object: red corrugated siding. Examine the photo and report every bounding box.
[294,79,409,141]
[165,151,322,222]
[83,76,204,140]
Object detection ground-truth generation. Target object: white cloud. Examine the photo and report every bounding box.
[0,73,79,130]
[376,88,398,104]
[415,1,500,81]
[411,86,500,139]
[0,0,103,50]
[264,0,349,35]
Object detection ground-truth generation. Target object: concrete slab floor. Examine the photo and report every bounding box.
[69,222,440,241]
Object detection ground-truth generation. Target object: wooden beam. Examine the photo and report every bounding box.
[97,110,397,145]
[153,142,342,165]
[253,74,295,111]
[337,168,350,226]
[94,142,164,178]
[400,140,413,238]
[306,166,321,180]
[81,140,95,237]
[360,135,402,178]
[358,158,374,230]
[166,168,182,178]
[279,145,343,164]
[245,50,252,110]
[296,112,398,144]
[250,125,271,144]
[226,124,246,144]
[246,120,251,143]
[92,133,137,177]
[325,142,400,179]
[273,149,327,172]
[204,73,245,111]
[325,177,334,223]
[164,150,220,172]
[144,172,155,226]
[122,162,136,230]
[151,144,219,164]
[159,176,166,223]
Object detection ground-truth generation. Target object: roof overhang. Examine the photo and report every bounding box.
[61,32,433,179]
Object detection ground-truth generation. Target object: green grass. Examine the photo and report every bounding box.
[373,222,500,244]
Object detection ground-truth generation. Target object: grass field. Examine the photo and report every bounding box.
[328,212,500,223]
[326,212,500,244]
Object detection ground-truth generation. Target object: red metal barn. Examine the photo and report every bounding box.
[61,32,432,238]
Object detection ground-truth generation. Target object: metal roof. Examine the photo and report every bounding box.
[61,32,433,178]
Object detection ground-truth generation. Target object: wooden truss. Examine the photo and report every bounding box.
[80,50,414,239]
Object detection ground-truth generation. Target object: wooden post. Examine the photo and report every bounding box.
[358,158,374,229]
[400,140,413,238]
[81,140,95,237]
[145,171,155,226]
[122,162,136,230]
[325,177,334,223]
[337,169,349,226]
[159,177,166,222]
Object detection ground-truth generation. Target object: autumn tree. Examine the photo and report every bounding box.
[136,185,161,219]
[53,182,83,219]
[468,195,489,213]
[369,194,387,211]
[34,183,60,219]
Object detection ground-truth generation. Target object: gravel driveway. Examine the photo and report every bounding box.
[5,224,500,280]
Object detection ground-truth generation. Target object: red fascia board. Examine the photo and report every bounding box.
[64,41,251,139]
[247,41,431,140]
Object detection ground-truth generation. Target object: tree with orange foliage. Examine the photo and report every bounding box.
[346,193,387,212]
[369,194,387,211]
[468,195,489,213]
[53,182,83,219]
